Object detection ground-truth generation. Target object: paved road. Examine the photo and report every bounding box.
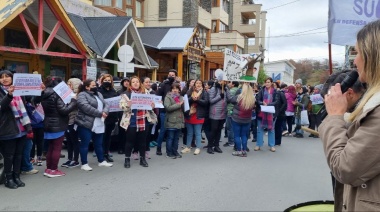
[0,135,333,211]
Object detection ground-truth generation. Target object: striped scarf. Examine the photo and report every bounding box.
[10,96,31,131]
[131,89,146,132]
[259,88,274,130]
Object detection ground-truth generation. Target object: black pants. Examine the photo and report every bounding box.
[275,116,285,145]
[1,136,26,174]
[309,113,322,132]
[118,124,126,152]
[66,125,80,162]
[208,119,225,147]
[103,123,115,154]
[146,124,153,151]
[31,127,44,158]
[286,116,294,133]
[125,126,148,158]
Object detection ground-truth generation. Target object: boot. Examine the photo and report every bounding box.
[104,154,114,163]
[124,158,130,168]
[207,147,214,154]
[140,157,148,167]
[13,172,25,187]
[156,147,162,156]
[214,146,223,153]
[4,173,17,189]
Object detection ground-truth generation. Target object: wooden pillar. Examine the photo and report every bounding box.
[177,52,183,79]
[200,58,205,80]
[82,59,87,80]
[152,68,157,81]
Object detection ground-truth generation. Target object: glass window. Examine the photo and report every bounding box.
[197,25,208,47]
[136,1,142,19]
[94,0,111,6]
[211,21,217,33]
[4,60,29,73]
[126,7,133,16]
[115,0,123,9]
[219,22,228,32]
[126,0,132,5]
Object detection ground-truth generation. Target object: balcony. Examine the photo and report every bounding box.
[211,7,229,26]
[198,6,212,29]
[210,30,245,48]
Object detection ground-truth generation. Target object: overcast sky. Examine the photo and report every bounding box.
[254,0,346,64]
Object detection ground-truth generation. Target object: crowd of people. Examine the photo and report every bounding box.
[0,66,327,189]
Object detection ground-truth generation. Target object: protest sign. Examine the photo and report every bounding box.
[130,93,154,110]
[260,105,275,114]
[53,81,73,104]
[13,73,42,96]
[153,96,164,108]
[183,94,190,112]
[222,49,258,82]
[86,59,97,80]
[310,94,324,105]
[104,96,122,112]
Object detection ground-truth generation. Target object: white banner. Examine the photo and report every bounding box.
[104,96,122,112]
[183,94,190,112]
[130,93,154,110]
[222,49,259,82]
[310,94,324,105]
[328,0,380,46]
[153,96,164,108]
[53,81,73,104]
[13,73,42,96]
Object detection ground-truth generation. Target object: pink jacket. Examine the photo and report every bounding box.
[285,92,296,113]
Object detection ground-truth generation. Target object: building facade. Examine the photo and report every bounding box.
[264,60,295,86]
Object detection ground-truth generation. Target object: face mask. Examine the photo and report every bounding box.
[168,76,175,83]
[103,82,111,88]
[90,87,97,93]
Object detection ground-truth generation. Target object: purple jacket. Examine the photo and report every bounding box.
[285,92,296,113]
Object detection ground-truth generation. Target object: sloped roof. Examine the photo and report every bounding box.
[138,27,195,50]
[68,13,132,58]
[0,0,34,29]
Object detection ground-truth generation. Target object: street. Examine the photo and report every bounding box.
[0,135,333,211]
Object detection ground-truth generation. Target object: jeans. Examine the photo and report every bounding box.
[77,126,105,165]
[0,136,26,174]
[46,136,64,170]
[275,116,285,145]
[66,125,80,162]
[103,122,115,154]
[125,126,148,157]
[31,127,44,158]
[257,118,276,148]
[186,123,202,148]
[21,139,33,172]
[166,129,180,156]
[295,117,304,135]
[225,116,234,144]
[231,120,250,151]
[156,112,166,148]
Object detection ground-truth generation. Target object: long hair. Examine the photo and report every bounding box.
[350,20,380,122]
[238,83,255,110]
[78,79,93,93]
[100,74,114,88]
[128,76,145,93]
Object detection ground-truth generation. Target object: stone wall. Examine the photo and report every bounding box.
[182,0,198,27]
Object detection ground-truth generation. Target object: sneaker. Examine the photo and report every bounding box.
[145,151,151,159]
[92,153,97,157]
[194,148,201,155]
[149,142,155,148]
[223,142,234,147]
[241,151,247,157]
[254,146,261,151]
[36,159,43,166]
[232,151,242,156]
[282,130,288,136]
[61,160,72,168]
[246,147,250,152]
[174,152,182,158]
[81,164,93,171]
[43,169,51,176]
[30,158,36,165]
[98,161,113,167]
[46,169,65,178]
[21,169,39,175]
[166,155,176,159]
[108,152,113,157]
[68,161,80,168]
[270,147,276,152]
[131,152,139,160]
[181,147,191,154]
[251,138,256,142]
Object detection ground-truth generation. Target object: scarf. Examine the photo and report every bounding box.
[171,92,181,103]
[190,88,202,115]
[259,88,274,130]
[131,89,146,132]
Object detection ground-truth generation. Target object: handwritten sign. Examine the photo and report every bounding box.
[310,94,324,105]
[223,48,244,81]
[13,73,42,96]
[53,82,73,104]
[130,93,154,110]
[104,96,122,112]
[153,96,164,108]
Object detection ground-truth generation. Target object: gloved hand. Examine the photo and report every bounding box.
[220,93,224,99]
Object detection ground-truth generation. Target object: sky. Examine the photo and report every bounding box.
[254,0,346,65]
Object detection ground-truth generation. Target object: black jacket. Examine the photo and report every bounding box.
[157,79,174,113]
[0,89,19,138]
[98,86,119,124]
[277,90,287,117]
[41,87,77,133]
[256,88,280,118]
[185,89,209,119]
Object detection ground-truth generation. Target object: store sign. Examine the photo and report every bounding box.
[86,59,97,80]
[188,46,201,62]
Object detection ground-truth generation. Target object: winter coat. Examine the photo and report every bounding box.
[229,90,255,124]
[227,87,239,115]
[41,87,77,133]
[75,91,109,130]
[185,89,209,119]
[319,91,380,212]
[157,79,174,113]
[164,93,184,129]
[285,92,297,113]
[98,86,119,124]
[294,93,310,118]
[0,89,19,138]
[208,86,231,120]
[277,90,287,117]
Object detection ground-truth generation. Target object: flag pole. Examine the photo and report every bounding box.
[328,43,333,75]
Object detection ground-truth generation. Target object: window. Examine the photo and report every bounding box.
[197,25,208,47]
[115,0,123,9]
[159,0,167,19]
[94,0,111,6]
[211,21,217,33]
[222,0,229,13]
[219,22,228,32]
[126,8,133,16]
[126,0,132,5]
[136,1,142,19]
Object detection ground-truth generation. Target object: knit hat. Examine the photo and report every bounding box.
[295,78,302,84]
[314,84,323,91]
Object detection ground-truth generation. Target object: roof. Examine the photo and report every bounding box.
[0,0,34,29]
[138,27,195,50]
[264,60,296,70]
[148,55,159,67]
[68,13,132,58]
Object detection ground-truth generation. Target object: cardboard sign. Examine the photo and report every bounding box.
[130,93,154,110]
[13,73,42,96]
[104,96,122,112]
[310,94,324,105]
[53,82,73,104]
[153,96,164,108]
